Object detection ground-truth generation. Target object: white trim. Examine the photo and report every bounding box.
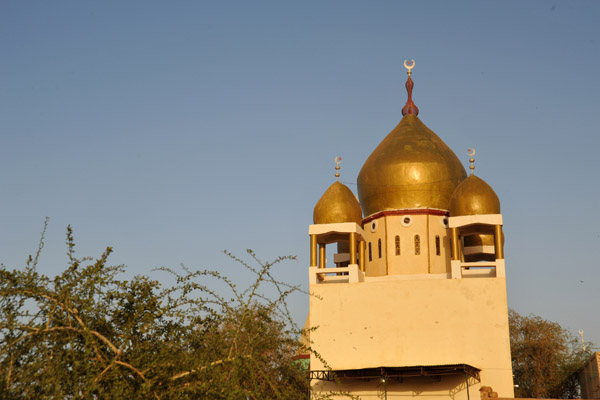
[448,214,503,228]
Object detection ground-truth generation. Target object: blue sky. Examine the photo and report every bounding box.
[2,1,599,346]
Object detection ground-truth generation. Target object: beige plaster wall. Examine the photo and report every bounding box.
[384,215,428,275]
[428,215,451,274]
[364,215,451,276]
[363,218,387,276]
[309,276,514,398]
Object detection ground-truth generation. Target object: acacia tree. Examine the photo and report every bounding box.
[0,224,322,399]
[509,309,592,399]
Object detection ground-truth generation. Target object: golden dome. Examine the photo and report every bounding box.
[449,175,500,216]
[357,114,467,216]
[313,181,362,224]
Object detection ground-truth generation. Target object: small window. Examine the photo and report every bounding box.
[395,235,400,256]
[370,221,377,233]
[435,235,440,256]
[378,239,382,259]
[368,242,372,262]
[414,235,420,255]
[401,216,413,227]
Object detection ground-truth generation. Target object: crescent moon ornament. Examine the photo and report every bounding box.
[467,149,476,175]
[404,59,415,76]
[334,156,342,180]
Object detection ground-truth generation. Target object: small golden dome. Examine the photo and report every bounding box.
[449,175,500,216]
[357,114,467,216]
[313,181,362,224]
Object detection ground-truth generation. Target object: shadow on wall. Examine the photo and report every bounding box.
[312,374,479,400]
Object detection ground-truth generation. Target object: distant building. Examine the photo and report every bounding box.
[302,62,514,399]
[579,352,600,399]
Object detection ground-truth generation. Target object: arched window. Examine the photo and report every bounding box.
[378,239,382,258]
[395,235,400,256]
[368,242,372,262]
[435,235,441,256]
[414,235,420,255]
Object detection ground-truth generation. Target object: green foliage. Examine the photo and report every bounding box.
[509,309,593,399]
[0,224,314,399]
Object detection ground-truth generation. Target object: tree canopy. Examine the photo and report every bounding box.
[509,309,593,399]
[0,224,321,399]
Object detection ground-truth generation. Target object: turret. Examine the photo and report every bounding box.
[308,158,365,282]
[448,149,505,278]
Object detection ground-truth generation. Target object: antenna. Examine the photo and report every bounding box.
[579,330,586,351]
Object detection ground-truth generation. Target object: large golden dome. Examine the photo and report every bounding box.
[449,174,500,216]
[357,114,467,216]
[313,181,362,224]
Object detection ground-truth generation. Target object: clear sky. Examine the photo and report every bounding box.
[2,1,599,346]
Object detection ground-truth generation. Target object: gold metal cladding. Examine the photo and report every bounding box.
[359,241,365,272]
[357,115,467,216]
[451,228,460,260]
[494,225,504,259]
[313,181,362,224]
[404,59,415,77]
[349,232,357,265]
[334,156,342,181]
[310,234,317,267]
[464,233,495,246]
[468,148,476,175]
[319,243,326,268]
[449,175,500,216]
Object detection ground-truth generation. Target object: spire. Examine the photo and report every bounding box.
[334,156,342,181]
[467,148,476,175]
[402,59,419,116]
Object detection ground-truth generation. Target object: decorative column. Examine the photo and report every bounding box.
[359,240,365,272]
[451,227,461,261]
[349,232,357,265]
[494,225,504,260]
[310,234,317,267]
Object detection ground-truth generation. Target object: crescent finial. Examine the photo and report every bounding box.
[334,156,342,181]
[403,59,415,76]
[401,59,419,115]
[467,149,476,175]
